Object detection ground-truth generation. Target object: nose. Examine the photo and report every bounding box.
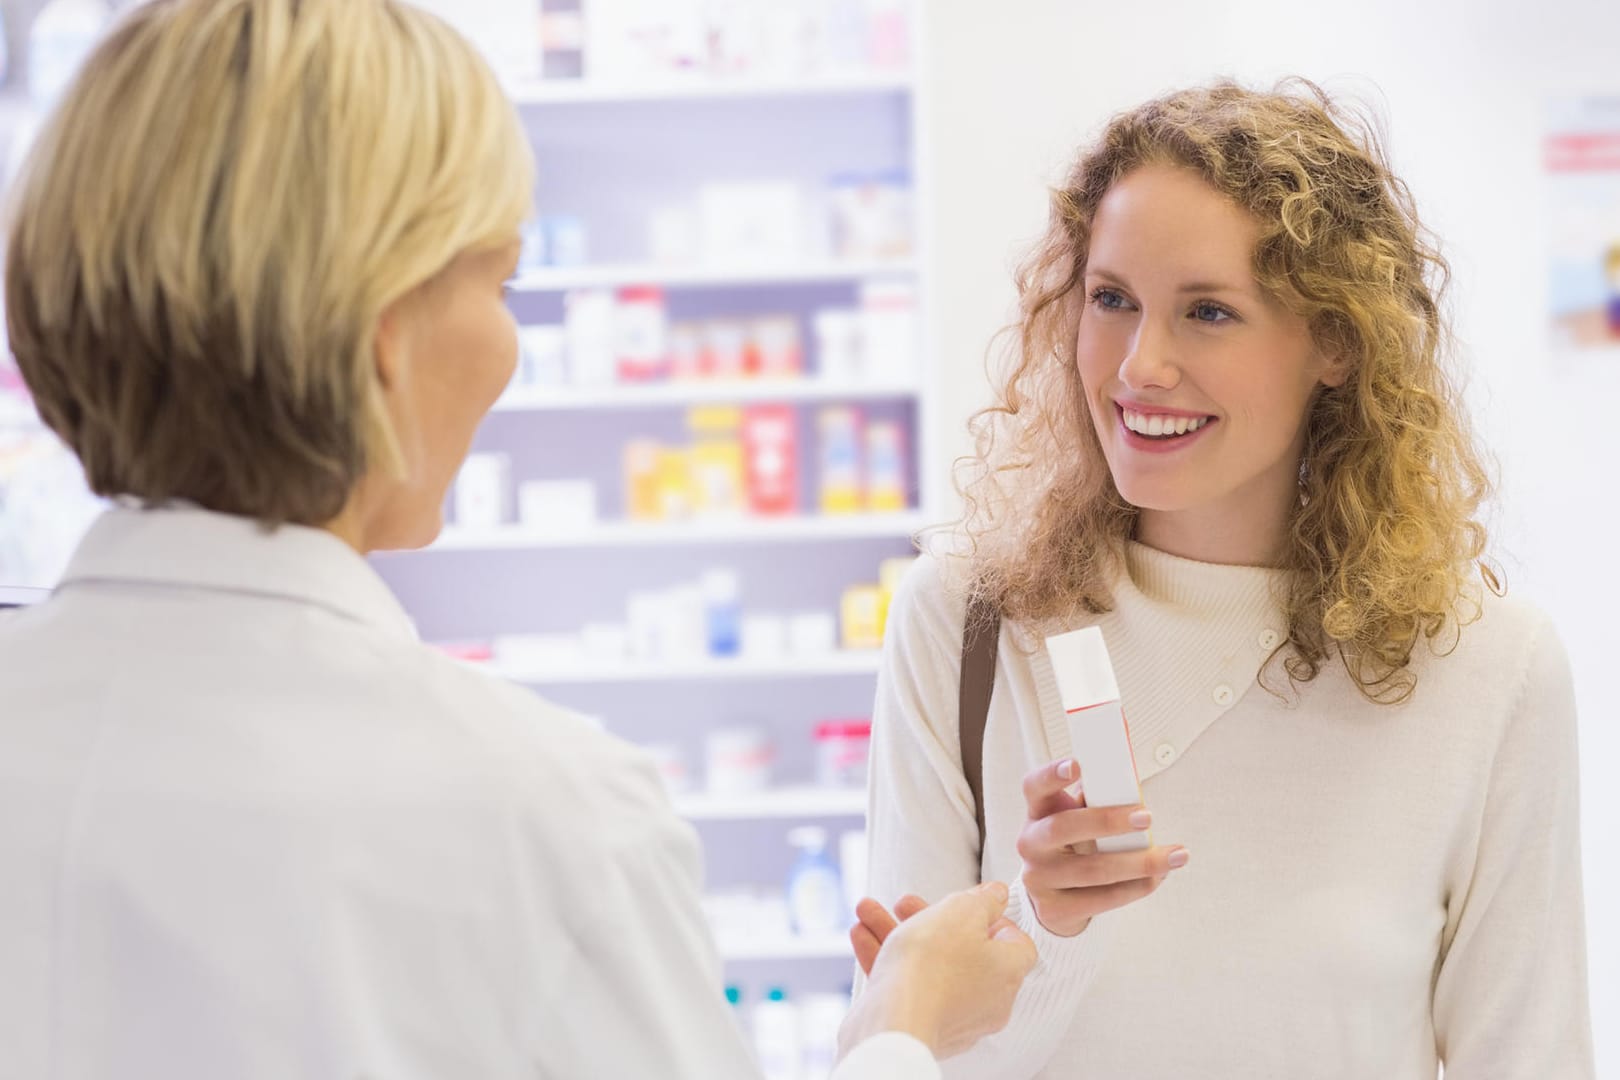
[1118,318,1181,392]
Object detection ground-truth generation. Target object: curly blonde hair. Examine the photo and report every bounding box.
[952,79,1495,704]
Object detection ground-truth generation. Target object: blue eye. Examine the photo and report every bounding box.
[1089,287,1132,311]
[1191,301,1234,323]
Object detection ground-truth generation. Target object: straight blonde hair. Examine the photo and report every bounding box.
[5,0,535,525]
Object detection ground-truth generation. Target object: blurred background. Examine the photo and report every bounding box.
[0,1,1614,1076]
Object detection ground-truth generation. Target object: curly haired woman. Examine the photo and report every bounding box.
[857,80,1594,1078]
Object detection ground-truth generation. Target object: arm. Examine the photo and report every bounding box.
[531,742,945,1080]
[862,558,1111,1079]
[1431,617,1595,1077]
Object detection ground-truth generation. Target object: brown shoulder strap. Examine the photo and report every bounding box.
[958,595,1002,874]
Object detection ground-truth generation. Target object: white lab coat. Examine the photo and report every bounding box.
[0,505,937,1080]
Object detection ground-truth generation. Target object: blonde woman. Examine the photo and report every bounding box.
[860,82,1593,1077]
[0,2,1035,1077]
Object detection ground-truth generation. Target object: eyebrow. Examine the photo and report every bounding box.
[1085,266,1252,295]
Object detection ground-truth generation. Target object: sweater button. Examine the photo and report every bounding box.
[1258,629,1281,650]
[1154,742,1177,765]
[1212,684,1235,706]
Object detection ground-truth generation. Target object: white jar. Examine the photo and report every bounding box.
[706,727,773,794]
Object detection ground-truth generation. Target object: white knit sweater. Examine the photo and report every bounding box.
[864,544,1593,1079]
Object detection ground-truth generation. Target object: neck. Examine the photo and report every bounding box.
[323,506,368,554]
[1133,487,1296,569]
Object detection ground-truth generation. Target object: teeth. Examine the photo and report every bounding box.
[1122,408,1210,437]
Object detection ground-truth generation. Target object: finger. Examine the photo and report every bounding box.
[1032,871,1168,924]
[894,894,929,922]
[850,922,882,976]
[989,919,1038,971]
[855,897,899,943]
[1022,758,1084,820]
[955,879,1011,925]
[1022,804,1153,855]
[1022,845,1187,891]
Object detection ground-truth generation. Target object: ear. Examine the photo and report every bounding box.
[373,302,408,392]
[1316,345,1351,389]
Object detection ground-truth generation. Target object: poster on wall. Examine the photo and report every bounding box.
[1544,96,1620,370]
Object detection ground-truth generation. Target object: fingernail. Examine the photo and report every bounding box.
[981,880,1009,903]
[1057,759,1076,781]
[1128,809,1152,830]
[1168,847,1190,869]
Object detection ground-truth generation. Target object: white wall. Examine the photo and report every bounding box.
[920,0,1619,1069]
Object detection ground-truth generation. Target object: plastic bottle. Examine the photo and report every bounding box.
[27,0,112,111]
[701,568,742,657]
[753,986,802,1080]
[785,826,845,937]
[724,984,749,1041]
[816,406,864,515]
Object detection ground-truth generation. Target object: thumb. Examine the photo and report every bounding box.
[966,879,1011,923]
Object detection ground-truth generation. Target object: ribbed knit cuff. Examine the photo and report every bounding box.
[837,1032,939,1079]
[999,875,1111,1027]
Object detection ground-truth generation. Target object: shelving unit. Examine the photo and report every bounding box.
[492,377,917,413]
[506,72,913,107]
[489,651,882,687]
[676,787,866,822]
[428,511,925,551]
[357,1,933,1006]
[716,934,853,963]
[507,256,916,293]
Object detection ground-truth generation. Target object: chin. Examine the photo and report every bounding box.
[1110,475,1197,514]
[370,507,445,553]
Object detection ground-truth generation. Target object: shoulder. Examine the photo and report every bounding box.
[363,641,683,851]
[1434,586,1568,693]
[889,551,972,648]
[1410,585,1575,740]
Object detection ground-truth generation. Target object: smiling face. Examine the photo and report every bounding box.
[1076,163,1346,564]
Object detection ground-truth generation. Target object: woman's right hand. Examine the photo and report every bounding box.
[1017,758,1189,937]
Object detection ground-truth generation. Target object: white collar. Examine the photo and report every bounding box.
[58,504,417,640]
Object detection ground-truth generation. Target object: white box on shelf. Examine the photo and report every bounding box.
[411,0,541,83]
[812,307,863,381]
[518,479,598,533]
[741,613,789,658]
[699,182,805,265]
[454,452,512,529]
[706,727,774,794]
[788,611,838,655]
[564,288,616,385]
[859,277,918,381]
[516,325,569,388]
[580,621,631,663]
[492,632,583,672]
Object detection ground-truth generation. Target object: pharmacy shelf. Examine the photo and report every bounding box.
[507,257,917,294]
[430,512,926,551]
[492,378,920,413]
[716,934,854,962]
[507,71,913,106]
[491,651,881,686]
[675,787,867,821]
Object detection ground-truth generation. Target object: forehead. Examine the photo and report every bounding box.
[1087,165,1259,279]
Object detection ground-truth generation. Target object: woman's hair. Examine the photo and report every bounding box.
[5,0,534,526]
[952,79,1494,703]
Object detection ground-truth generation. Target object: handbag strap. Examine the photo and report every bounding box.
[958,595,1002,872]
